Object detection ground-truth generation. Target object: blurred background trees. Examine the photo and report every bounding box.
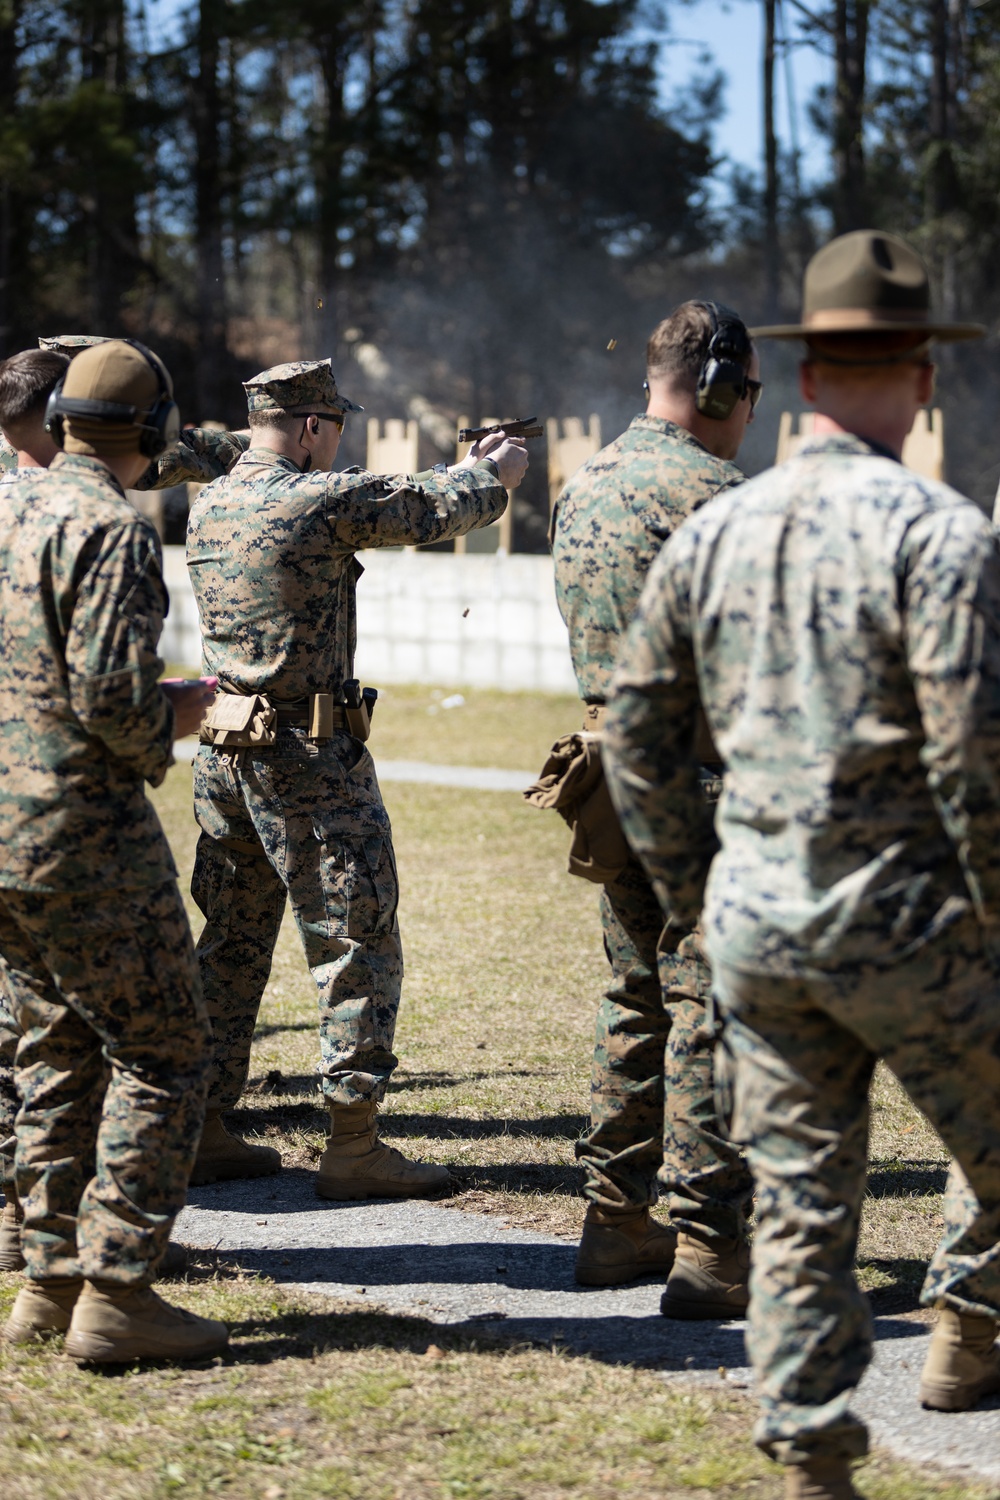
[1,0,999,515]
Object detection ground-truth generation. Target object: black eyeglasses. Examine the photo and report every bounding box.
[744,378,763,411]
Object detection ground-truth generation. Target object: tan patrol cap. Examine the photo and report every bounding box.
[243,358,363,416]
[61,340,174,457]
[752,230,983,342]
[38,334,110,358]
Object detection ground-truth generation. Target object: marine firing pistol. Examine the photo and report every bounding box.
[457,416,544,442]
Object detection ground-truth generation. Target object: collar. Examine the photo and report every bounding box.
[628,412,715,456]
[238,447,305,474]
[795,431,901,464]
[50,450,127,497]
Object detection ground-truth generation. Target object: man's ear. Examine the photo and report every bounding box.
[799,360,817,403]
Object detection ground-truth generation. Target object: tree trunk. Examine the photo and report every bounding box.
[831,0,869,232]
[927,0,968,318]
[193,0,230,418]
[763,0,780,316]
[314,17,349,359]
[83,0,138,331]
[0,0,22,353]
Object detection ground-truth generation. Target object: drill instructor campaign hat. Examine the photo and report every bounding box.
[243,358,364,416]
[38,334,110,358]
[752,230,984,342]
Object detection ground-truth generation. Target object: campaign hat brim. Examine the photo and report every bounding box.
[752,310,984,342]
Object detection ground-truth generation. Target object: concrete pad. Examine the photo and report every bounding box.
[174,1170,1000,1484]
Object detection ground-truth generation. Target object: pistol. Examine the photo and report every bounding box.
[458,416,544,443]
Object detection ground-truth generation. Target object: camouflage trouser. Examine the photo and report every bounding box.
[0,976,18,1210]
[0,880,209,1286]
[575,852,753,1239]
[192,730,403,1110]
[715,914,1000,1466]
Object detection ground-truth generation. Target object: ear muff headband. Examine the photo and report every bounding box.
[695,302,753,421]
[44,338,181,458]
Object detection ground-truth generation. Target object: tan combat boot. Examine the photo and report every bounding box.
[158,1240,189,1278]
[919,1304,1000,1411]
[64,1282,229,1364]
[660,1230,750,1320]
[188,1111,282,1186]
[0,1195,26,1272]
[574,1204,677,1287]
[785,1457,858,1499]
[3,1278,82,1343]
[316,1101,451,1200]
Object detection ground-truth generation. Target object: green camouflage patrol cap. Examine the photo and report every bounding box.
[38,334,110,358]
[243,358,363,416]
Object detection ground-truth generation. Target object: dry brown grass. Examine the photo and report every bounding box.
[0,683,981,1499]
[0,1274,991,1500]
[156,680,955,1311]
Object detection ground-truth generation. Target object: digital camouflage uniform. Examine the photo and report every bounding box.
[604,433,1000,1463]
[0,452,210,1286]
[0,340,246,1234]
[187,360,508,1112]
[550,414,753,1236]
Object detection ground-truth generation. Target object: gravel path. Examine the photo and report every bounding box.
[175,1171,1000,1485]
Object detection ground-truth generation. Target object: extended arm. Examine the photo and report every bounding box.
[318,460,509,549]
[603,535,719,926]
[135,426,251,491]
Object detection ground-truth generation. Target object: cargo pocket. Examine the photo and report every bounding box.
[317,832,399,939]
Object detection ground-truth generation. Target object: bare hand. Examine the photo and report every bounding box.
[161,677,217,740]
[456,431,529,490]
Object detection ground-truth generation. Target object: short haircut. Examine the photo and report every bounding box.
[646,302,751,393]
[0,349,69,437]
[248,410,301,433]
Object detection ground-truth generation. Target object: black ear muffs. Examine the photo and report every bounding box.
[695,303,753,421]
[44,338,180,457]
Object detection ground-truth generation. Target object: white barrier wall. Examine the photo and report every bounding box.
[159,546,577,694]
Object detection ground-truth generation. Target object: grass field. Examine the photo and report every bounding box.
[0,684,971,1499]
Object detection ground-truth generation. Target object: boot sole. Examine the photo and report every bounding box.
[575,1259,676,1287]
[188,1160,281,1187]
[660,1294,749,1321]
[0,1251,26,1272]
[316,1177,451,1201]
[64,1328,230,1364]
[919,1369,1000,1411]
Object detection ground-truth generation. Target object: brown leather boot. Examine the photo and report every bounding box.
[316,1101,451,1200]
[0,1195,25,1272]
[785,1457,858,1499]
[64,1281,229,1364]
[919,1305,1000,1411]
[574,1204,677,1287]
[3,1278,83,1343]
[660,1230,750,1320]
[188,1111,282,1186]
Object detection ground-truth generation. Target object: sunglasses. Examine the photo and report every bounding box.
[744,378,763,411]
[302,411,346,431]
